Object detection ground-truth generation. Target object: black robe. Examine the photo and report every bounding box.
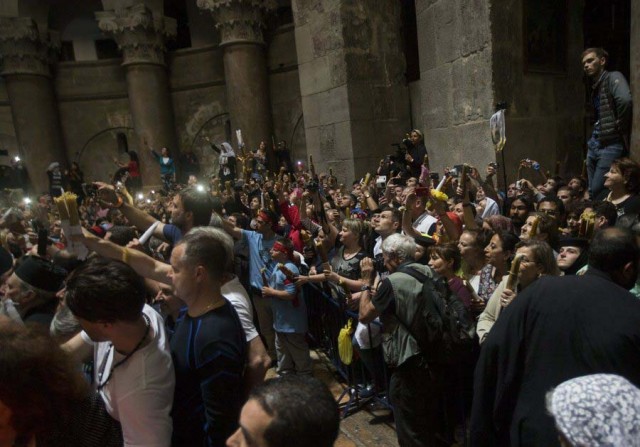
[470,269,640,446]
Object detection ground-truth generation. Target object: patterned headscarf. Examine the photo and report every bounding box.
[547,374,640,446]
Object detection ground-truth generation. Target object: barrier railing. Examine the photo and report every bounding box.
[303,282,392,418]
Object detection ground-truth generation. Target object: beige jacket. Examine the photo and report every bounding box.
[477,277,509,344]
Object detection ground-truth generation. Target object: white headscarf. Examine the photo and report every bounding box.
[220,142,235,158]
[547,374,640,446]
[481,197,500,219]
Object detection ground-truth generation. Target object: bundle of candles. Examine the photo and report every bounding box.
[54,192,88,259]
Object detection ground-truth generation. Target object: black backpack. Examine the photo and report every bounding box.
[396,264,476,365]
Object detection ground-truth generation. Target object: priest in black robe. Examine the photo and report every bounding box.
[471,227,640,446]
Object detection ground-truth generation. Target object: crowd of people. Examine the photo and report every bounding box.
[0,46,639,447]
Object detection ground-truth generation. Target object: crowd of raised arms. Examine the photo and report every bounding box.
[1,123,640,447]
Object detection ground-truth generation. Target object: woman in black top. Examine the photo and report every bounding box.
[602,157,640,217]
[404,129,428,178]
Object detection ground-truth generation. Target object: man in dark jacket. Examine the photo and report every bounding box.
[471,227,640,446]
[582,47,632,199]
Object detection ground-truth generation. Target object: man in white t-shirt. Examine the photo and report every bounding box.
[63,257,175,447]
[400,192,436,239]
[221,274,271,391]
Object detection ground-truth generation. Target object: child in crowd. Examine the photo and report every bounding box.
[262,237,312,376]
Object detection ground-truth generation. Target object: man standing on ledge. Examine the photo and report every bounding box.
[582,47,632,199]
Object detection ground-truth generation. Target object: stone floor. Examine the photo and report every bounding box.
[266,350,399,447]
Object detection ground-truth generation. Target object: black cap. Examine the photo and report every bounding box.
[15,256,67,292]
[558,237,590,249]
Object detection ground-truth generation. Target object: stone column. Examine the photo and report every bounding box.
[197,0,274,157]
[96,3,178,186]
[292,1,410,183]
[0,17,67,194]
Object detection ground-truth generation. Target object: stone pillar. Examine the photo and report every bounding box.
[631,0,640,158]
[197,0,274,156]
[292,1,410,183]
[96,3,178,186]
[0,16,67,194]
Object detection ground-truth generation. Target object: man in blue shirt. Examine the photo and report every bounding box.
[168,227,246,446]
[97,184,213,246]
[223,209,278,361]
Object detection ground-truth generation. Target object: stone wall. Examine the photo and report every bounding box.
[342,1,411,180]
[168,44,227,181]
[268,24,307,165]
[631,0,640,158]
[491,0,585,184]
[293,0,353,180]
[54,47,228,185]
[293,0,410,183]
[50,26,303,186]
[0,81,18,163]
[415,0,495,175]
[55,59,132,182]
[415,0,586,186]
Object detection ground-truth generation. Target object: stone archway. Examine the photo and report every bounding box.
[188,113,231,180]
[76,126,136,183]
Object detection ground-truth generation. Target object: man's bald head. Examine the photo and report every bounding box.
[589,227,639,289]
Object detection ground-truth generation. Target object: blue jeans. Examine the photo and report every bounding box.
[587,137,624,199]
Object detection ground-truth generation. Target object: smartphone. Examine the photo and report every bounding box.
[415,187,430,197]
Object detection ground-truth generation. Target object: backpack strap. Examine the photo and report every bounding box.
[396,264,446,319]
[393,264,444,352]
[391,264,426,342]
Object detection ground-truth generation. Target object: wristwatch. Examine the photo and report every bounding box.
[360,284,372,292]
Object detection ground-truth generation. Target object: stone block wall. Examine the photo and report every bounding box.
[54,46,228,185]
[341,1,411,180]
[55,59,132,183]
[45,27,305,186]
[293,0,410,184]
[0,81,18,162]
[491,0,585,184]
[293,0,353,181]
[415,0,496,175]
[268,24,307,165]
[415,0,586,186]
[631,1,640,159]
[169,45,227,181]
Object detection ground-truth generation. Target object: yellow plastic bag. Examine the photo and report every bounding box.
[338,319,355,365]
